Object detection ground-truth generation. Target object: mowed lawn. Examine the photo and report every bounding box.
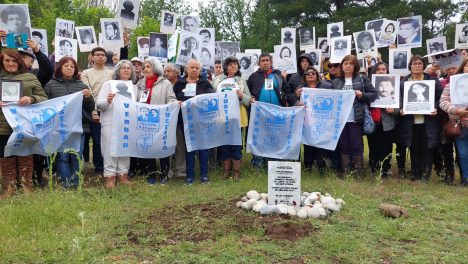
[0,154,466,264]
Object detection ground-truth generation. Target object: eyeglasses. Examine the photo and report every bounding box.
[305,72,316,76]
[411,62,424,66]
[329,64,340,68]
[121,66,132,70]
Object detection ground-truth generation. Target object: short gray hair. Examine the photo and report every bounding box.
[164,63,180,75]
[112,60,136,82]
[145,57,164,76]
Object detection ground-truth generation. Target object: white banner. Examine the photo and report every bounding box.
[110,94,179,158]
[182,92,241,152]
[301,88,355,150]
[2,92,83,156]
[246,102,304,160]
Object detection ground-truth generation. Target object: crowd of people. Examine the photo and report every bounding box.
[0,26,467,198]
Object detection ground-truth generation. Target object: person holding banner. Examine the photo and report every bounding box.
[96,60,138,188]
[367,62,399,178]
[0,49,48,198]
[440,58,468,186]
[247,53,290,168]
[136,57,177,185]
[43,57,95,189]
[173,59,215,185]
[212,57,252,180]
[399,55,443,182]
[332,55,377,175]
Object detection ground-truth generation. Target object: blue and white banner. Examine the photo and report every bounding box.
[246,102,304,160]
[182,92,241,152]
[301,88,355,150]
[111,94,179,158]
[2,92,84,156]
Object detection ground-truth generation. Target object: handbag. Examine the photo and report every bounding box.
[363,104,375,134]
[444,119,461,137]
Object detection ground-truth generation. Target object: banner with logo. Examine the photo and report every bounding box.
[181,92,242,152]
[246,102,304,160]
[2,92,83,156]
[110,94,179,158]
[301,88,355,150]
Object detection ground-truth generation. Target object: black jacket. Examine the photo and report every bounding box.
[247,68,290,106]
[29,50,53,88]
[398,73,443,149]
[287,53,313,91]
[331,74,377,123]
[287,80,333,106]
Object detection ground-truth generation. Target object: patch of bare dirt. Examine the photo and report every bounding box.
[265,222,316,241]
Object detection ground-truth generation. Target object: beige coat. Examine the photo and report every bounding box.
[136,76,177,105]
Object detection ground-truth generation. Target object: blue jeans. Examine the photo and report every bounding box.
[455,127,468,181]
[186,149,209,184]
[219,145,242,160]
[57,134,85,188]
[89,121,103,172]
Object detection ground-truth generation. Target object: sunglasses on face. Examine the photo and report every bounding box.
[329,64,340,68]
[305,72,316,76]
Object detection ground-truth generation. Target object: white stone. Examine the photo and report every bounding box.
[260,204,277,215]
[307,206,322,218]
[287,206,296,216]
[246,190,261,201]
[252,203,263,213]
[325,203,341,212]
[321,196,336,205]
[297,209,308,219]
[241,201,253,210]
[336,198,345,206]
[236,201,243,208]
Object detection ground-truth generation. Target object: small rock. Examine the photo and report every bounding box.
[246,190,261,201]
[252,203,263,213]
[307,206,321,218]
[241,201,253,210]
[297,209,307,219]
[236,201,243,208]
[336,198,345,206]
[379,203,410,218]
[241,196,248,202]
[260,204,277,215]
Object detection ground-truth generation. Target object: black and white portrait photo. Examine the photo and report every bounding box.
[149,33,168,62]
[55,37,77,62]
[273,44,297,74]
[100,18,124,48]
[281,27,296,45]
[403,80,435,114]
[371,74,400,108]
[75,26,97,52]
[303,48,321,68]
[389,48,411,76]
[31,28,48,56]
[176,31,201,66]
[0,4,31,40]
[365,19,384,44]
[327,22,343,40]
[118,0,140,29]
[55,18,75,38]
[449,73,468,105]
[160,10,176,34]
[245,49,261,71]
[137,37,149,58]
[198,28,215,69]
[379,19,399,47]
[397,15,422,48]
[219,42,240,60]
[235,53,254,79]
[299,28,315,49]
[317,37,330,58]
[330,36,351,63]
[455,23,468,49]
[354,30,377,59]
[427,36,446,55]
[110,80,135,101]
[0,80,22,102]
[181,15,200,33]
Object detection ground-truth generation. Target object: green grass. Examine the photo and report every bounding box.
[0,162,467,263]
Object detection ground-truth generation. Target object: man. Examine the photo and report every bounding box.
[1,5,29,35]
[394,52,407,69]
[247,53,291,168]
[183,16,198,32]
[130,57,144,83]
[105,22,120,40]
[149,36,167,58]
[58,39,73,57]
[31,31,46,54]
[163,13,173,27]
[397,18,420,45]
[80,47,114,174]
[214,59,223,78]
[199,29,211,47]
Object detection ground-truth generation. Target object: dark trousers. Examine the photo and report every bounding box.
[367,125,393,173]
[410,124,434,180]
[219,145,242,160]
[89,121,103,172]
[339,122,364,156]
[303,145,328,171]
[433,140,455,176]
[82,132,91,162]
[186,149,209,183]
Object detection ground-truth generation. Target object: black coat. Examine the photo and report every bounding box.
[331,74,377,123]
[286,80,333,106]
[247,68,290,106]
[29,50,53,88]
[398,73,443,149]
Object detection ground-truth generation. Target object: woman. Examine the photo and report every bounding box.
[399,55,443,181]
[173,59,215,185]
[0,49,47,197]
[96,60,137,188]
[212,57,252,180]
[136,57,177,185]
[290,66,333,173]
[366,62,399,178]
[380,23,395,45]
[44,57,95,189]
[440,58,468,186]
[332,55,377,174]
